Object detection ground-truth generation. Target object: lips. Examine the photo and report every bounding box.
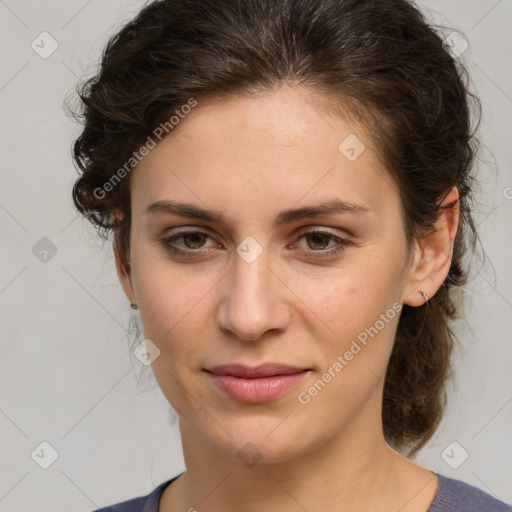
[205,363,311,403]
[206,363,308,378]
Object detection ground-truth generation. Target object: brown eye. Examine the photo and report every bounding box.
[160,230,217,257]
[293,229,352,259]
[304,232,332,250]
[181,232,209,249]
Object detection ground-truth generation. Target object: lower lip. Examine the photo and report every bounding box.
[207,371,309,403]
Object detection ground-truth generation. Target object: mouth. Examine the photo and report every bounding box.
[204,363,311,403]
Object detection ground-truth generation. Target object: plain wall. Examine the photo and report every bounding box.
[0,0,511,510]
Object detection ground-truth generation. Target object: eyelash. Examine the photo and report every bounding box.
[159,228,351,259]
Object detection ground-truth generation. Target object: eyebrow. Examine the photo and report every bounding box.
[144,198,370,226]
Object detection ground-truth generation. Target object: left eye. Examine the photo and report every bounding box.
[298,231,339,251]
[291,230,351,258]
[159,229,350,258]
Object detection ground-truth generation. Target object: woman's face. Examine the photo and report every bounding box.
[119,85,418,463]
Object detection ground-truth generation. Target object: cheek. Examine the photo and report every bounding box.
[137,278,212,354]
[131,257,220,392]
[134,263,216,413]
[294,265,393,334]
[294,259,402,365]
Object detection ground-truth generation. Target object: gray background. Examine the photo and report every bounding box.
[0,0,511,510]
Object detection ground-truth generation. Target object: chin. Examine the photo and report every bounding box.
[204,418,314,466]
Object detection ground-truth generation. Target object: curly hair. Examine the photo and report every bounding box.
[67,0,481,456]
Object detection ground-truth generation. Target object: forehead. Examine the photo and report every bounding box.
[130,85,400,222]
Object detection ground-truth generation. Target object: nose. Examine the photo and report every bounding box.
[216,247,291,342]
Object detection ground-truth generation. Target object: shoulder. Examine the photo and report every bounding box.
[91,473,182,512]
[429,473,511,512]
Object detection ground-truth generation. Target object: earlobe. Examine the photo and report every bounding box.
[402,186,460,307]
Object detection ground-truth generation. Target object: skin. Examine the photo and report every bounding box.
[114,85,459,512]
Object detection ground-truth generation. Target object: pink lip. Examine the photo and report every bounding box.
[205,363,310,403]
[207,363,308,378]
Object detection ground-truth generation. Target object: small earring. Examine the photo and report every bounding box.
[130,302,139,310]
[420,290,428,304]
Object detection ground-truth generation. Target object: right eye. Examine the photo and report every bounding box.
[159,229,221,257]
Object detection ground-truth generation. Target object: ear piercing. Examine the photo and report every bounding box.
[130,302,139,310]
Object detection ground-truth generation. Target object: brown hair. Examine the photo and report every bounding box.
[67,0,481,456]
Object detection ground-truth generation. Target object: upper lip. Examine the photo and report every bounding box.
[206,363,309,378]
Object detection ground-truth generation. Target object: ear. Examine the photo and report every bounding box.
[114,241,135,304]
[402,186,460,307]
[112,212,136,305]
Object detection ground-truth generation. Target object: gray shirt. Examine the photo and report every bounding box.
[94,472,511,511]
